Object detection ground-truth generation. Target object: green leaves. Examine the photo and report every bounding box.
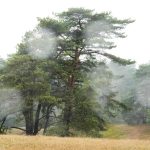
[101,52,135,65]
[38,18,68,35]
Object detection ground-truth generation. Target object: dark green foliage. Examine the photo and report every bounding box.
[72,86,104,131]
[101,53,135,65]
[0,54,58,135]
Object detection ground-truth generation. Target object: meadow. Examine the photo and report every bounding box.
[1,135,150,150]
[1,125,150,150]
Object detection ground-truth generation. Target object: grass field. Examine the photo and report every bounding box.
[1,125,150,150]
[1,135,150,150]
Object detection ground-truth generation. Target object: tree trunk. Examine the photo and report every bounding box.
[63,99,73,136]
[62,73,75,136]
[43,105,51,134]
[23,103,34,135]
[33,103,41,135]
[63,48,80,136]
[0,116,7,134]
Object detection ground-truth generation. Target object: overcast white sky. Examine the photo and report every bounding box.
[0,0,150,65]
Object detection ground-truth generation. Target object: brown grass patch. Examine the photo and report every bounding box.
[102,124,150,139]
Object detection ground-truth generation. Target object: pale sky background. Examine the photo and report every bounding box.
[0,0,150,65]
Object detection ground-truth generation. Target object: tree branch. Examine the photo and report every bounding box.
[11,126,26,132]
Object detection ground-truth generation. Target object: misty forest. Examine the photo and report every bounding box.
[0,8,150,139]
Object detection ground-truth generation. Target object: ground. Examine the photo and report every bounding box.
[1,124,150,150]
[1,135,150,150]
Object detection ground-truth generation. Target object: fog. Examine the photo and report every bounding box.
[25,27,57,59]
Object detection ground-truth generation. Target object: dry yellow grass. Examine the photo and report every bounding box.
[0,135,150,150]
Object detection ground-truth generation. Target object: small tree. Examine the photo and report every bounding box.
[1,55,57,135]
